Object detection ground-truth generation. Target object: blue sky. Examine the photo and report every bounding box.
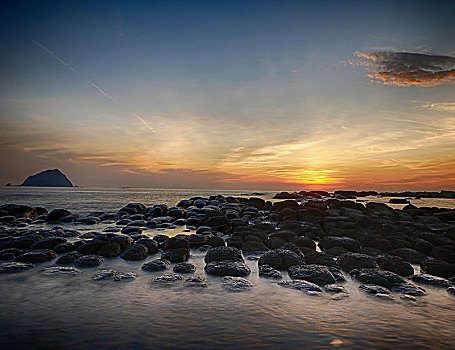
[1,0,455,189]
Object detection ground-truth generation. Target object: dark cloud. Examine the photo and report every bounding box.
[355,51,455,86]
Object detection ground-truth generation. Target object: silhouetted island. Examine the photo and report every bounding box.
[20,169,74,187]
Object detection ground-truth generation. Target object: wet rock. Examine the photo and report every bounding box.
[375,255,414,276]
[163,237,190,251]
[114,272,136,281]
[121,226,143,235]
[121,243,148,261]
[420,259,455,279]
[258,264,282,279]
[324,285,347,293]
[337,252,379,272]
[74,255,106,267]
[0,261,34,273]
[92,269,118,280]
[288,264,336,285]
[411,274,452,287]
[304,251,338,268]
[350,269,405,288]
[135,237,159,254]
[278,280,323,294]
[391,282,426,296]
[142,259,171,272]
[173,262,196,273]
[161,248,190,263]
[45,209,72,222]
[53,242,76,254]
[31,237,66,250]
[184,276,208,287]
[56,251,83,265]
[290,236,316,250]
[258,249,305,271]
[204,246,244,263]
[12,234,43,250]
[77,239,106,255]
[320,236,360,252]
[97,242,121,258]
[388,248,427,264]
[188,234,208,248]
[221,276,253,291]
[205,261,251,276]
[242,240,269,252]
[0,248,23,260]
[431,246,455,264]
[359,284,390,295]
[413,239,433,255]
[207,236,225,247]
[110,235,133,251]
[400,295,417,302]
[447,287,455,296]
[41,266,81,276]
[17,249,57,263]
[152,273,184,284]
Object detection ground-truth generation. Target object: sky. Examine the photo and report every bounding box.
[1,0,455,190]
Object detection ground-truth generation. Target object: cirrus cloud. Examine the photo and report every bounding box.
[354,51,455,87]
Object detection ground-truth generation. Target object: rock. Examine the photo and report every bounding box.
[56,251,83,265]
[135,238,159,254]
[163,237,190,251]
[121,226,143,235]
[242,240,269,252]
[375,255,414,276]
[258,249,305,271]
[221,276,253,291]
[97,242,121,258]
[288,264,336,285]
[420,259,455,279]
[304,251,338,268]
[337,252,379,272]
[411,274,452,287]
[161,248,190,263]
[350,269,405,288]
[77,239,106,255]
[413,239,433,255]
[184,276,208,287]
[359,284,390,295]
[121,243,148,261]
[45,209,72,222]
[12,234,43,250]
[114,272,136,281]
[41,266,81,276]
[152,273,184,284]
[92,269,118,280]
[278,280,323,294]
[324,285,347,293]
[110,235,133,251]
[207,236,225,247]
[320,236,360,252]
[205,261,251,276]
[0,248,23,260]
[20,169,73,187]
[53,242,76,254]
[274,200,299,211]
[391,282,426,296]
[142,259,171,272]
[258,264,282,279]
[447,287,455,296]
[31,237,66,250]
[388,248,427,264]
[400,295,417,302]
[204,246,244,263]
[290,236,316,250]
[16,249,57,263]
[74,255,106,267]
[431,246,455,264]
[0,261,34,273]
[173,262,196,273]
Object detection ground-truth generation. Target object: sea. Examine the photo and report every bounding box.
[0,187,454,349]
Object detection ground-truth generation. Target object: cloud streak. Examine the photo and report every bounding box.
[135,114,158,133]
[355,51,455,87]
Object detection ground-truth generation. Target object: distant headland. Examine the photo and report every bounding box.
[19,169,74,187]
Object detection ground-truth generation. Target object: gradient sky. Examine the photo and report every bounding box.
[1,0,455,190]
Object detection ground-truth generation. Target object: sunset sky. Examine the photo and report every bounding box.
[1,0,455,190]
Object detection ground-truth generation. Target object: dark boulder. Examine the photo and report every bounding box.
[205,261,251,276]
[350,268,405,288]
[121,243,148,261]
[161,248,190,263]
[45,209,72,222]
[74,255,106,267]
[97,242,121,258]
[258,264,282,278]
[53,242,76,254]
[207,236,225,247]
[288,264,336,285]
[431,246,455,264]
[31,237,66,250]
[258,249,305,270]
[391,282,426,296]
[204,246,244,263]
[141,259,171,272]
[136,237,159,254]
[420,259,455,279]
[56,251,83,265]
[173,262,196,273]
[411,274,452,287]
[389,248,427,264]
[16,249,57,263]
[376,255,414,276]
[0,261,35,273]
[337,252,379,272]
[304,251,338,268]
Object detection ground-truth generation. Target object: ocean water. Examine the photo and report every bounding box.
[0,187,455,349]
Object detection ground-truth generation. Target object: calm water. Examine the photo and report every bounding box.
[0,187,455,349]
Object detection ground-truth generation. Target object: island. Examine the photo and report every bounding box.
[20,169,74,187]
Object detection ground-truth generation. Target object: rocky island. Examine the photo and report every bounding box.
[20,169,74,187]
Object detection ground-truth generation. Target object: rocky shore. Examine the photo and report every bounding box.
[1,195,455,299]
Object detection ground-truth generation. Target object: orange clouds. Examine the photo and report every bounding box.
[354,51,455,87]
